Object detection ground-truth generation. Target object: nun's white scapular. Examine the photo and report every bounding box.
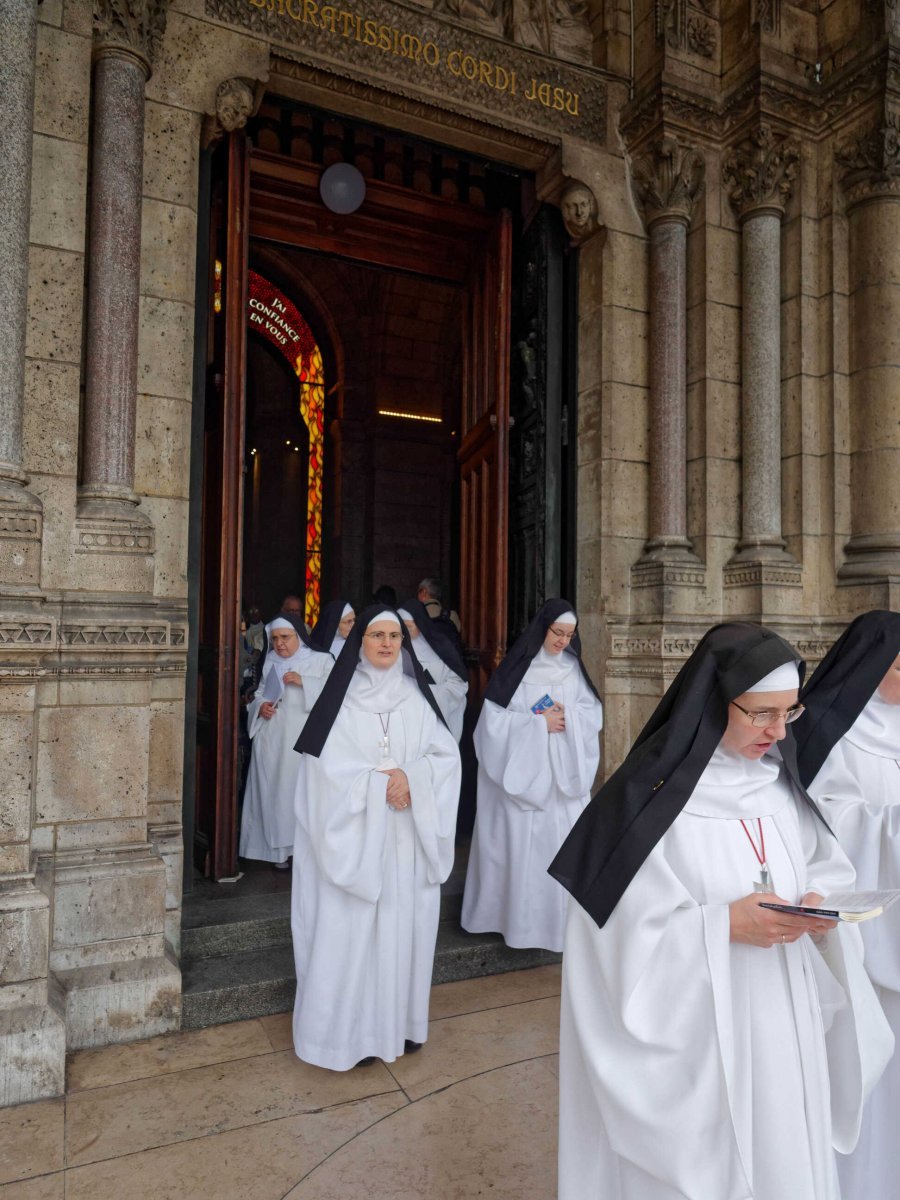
[239,618,333,864]
[398,607,468,741]
[462,613,603,952]
[808,691,900,1200]
[291,611,461,1070]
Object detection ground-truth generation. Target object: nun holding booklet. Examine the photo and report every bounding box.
[462,599,603,952]
[239,613,334,866]
[550,622,893,1200]
[291,605,461,1070]
[795,610,900,1200]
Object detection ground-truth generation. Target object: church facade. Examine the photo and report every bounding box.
[1,0,898,1103]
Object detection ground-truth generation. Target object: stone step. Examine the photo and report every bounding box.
[180,921,560,1032]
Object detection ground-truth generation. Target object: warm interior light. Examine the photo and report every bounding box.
[377,409,442,424]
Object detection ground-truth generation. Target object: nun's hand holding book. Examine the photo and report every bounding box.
[544,704,566,734]
[729,891,836,948]
[283,670,302,687]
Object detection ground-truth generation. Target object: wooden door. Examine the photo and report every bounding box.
[195,130,250,880]
[458,209,513,696]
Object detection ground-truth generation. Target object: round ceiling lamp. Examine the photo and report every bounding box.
[319,162,366,215]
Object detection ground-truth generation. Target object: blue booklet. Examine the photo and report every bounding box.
[531,693,556,715]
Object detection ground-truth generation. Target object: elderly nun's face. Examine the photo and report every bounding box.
[878,653,900,705]
[338,610,356,639]
[544,622,576,656]
[362,620,403,668]
[271,628,300,657]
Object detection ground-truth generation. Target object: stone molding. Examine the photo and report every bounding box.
[836,109,900,208]
[723,124,799,219]
[751,0,781,35]
[723,560,803,587]
[630,559,707,589]
[655,0,717,61]
[609,631,702,660]
[92,0,168,70]
[631,135,705,227]
[0,618,187,654]
[74,514,155,556]
[0,662,186,681]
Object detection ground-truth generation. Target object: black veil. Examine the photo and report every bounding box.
[483,598,600,708]
[309,598,354,655]
[399,597,467,681]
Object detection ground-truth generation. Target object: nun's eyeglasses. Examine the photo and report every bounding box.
[730,700,805,727]
[365,631,403,643]
[548,626,576,640]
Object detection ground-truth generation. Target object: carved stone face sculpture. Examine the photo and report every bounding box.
[561,182,598,240]
[215,78,254,133]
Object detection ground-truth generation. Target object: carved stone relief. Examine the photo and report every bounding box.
[723,124,799,217]
[836,110,900,207]
[656,0,716,60]
[631,135,705,226]
[92,0,169,67]
[560,178,600,242]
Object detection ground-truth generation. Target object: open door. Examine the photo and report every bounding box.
[195,130,249,880]
[458,209,513,696]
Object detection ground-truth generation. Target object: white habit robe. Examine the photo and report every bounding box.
[559,748,893,1200]
[462,650,603,952]
[291,668,461,1069]
[408,637,468,742]
[239,641,333,864]
[809,692,900,1200]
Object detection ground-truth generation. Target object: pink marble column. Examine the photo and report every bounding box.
[632,137,704,562]
[78,0,166,521]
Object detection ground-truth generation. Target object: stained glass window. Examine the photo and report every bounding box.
[247,270,325,626]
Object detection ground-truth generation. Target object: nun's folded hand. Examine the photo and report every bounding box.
[282,671,302,686]
[544,706,566,734]
[383,768,411,810]
[729,893,829,948]
[259,701,277,720]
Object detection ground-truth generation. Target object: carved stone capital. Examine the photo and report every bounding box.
[836,110,900,209]
[631,136,705,228]
[203,76,262,149]
[92,0,168,72]
[723,124,799,219]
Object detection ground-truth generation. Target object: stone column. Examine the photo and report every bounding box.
[724,125,799,567]
[835,112,900,586]
[76,0,166,538]
[632,136,705,563]
[0,0,42,586]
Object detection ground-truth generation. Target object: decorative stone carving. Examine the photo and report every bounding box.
[433,0,505,36]
[751,0,781,34]
[92,0,169,69]
[632,135,705,227]
[656,0,716,59]
[510,0,592,64]
[560,179,600,242]
[723,125,799,217]
[836,110,900,208]
[215,76,255,131]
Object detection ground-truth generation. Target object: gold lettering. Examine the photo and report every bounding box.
[319,3,336,30]
[363,17,377,44]
[399,32,421,59]
[478,60,493,87]
[447,49,462,76]
[249,0,265,9]
[565,91,579,116]
[538,82,551,106]
[524,77,538,101]
[510,70,516,95]
[461,54,477,81]
[552,86,565,111]
[301,0,318,24]
[494,65,509,92]
[422,40,439,67]
[338,9,353,35]
[354,13,363,39]
[378,23,392,51]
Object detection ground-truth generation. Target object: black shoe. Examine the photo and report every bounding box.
[404,1040,423,1054]
[354,1056,377,1068]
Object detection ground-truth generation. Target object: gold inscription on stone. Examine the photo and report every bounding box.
[246,0,582,119]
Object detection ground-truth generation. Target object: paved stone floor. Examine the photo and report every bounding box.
[0,966,560,1199]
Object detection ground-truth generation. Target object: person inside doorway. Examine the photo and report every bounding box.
[291,605,461,1069]
[309,599,355,658]
[280,593,306,626]
[398,598,468,741]
[461,599,602,952]
[239,613,334,868]
[417,576,462,648]
[549,623,892,1200]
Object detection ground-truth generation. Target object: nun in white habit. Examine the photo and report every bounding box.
[549,623,893,1200]
[239,613,334,865]
[398,597,468,741]
[796,610,900,1200]
[461,599,603,952]
[309,598,355,659]
[291,604,461,1070]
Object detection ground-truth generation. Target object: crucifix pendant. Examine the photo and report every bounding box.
[753,865,771,894]
[378,736,391,760]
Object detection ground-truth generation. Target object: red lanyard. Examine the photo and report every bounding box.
[740,817,766,868]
